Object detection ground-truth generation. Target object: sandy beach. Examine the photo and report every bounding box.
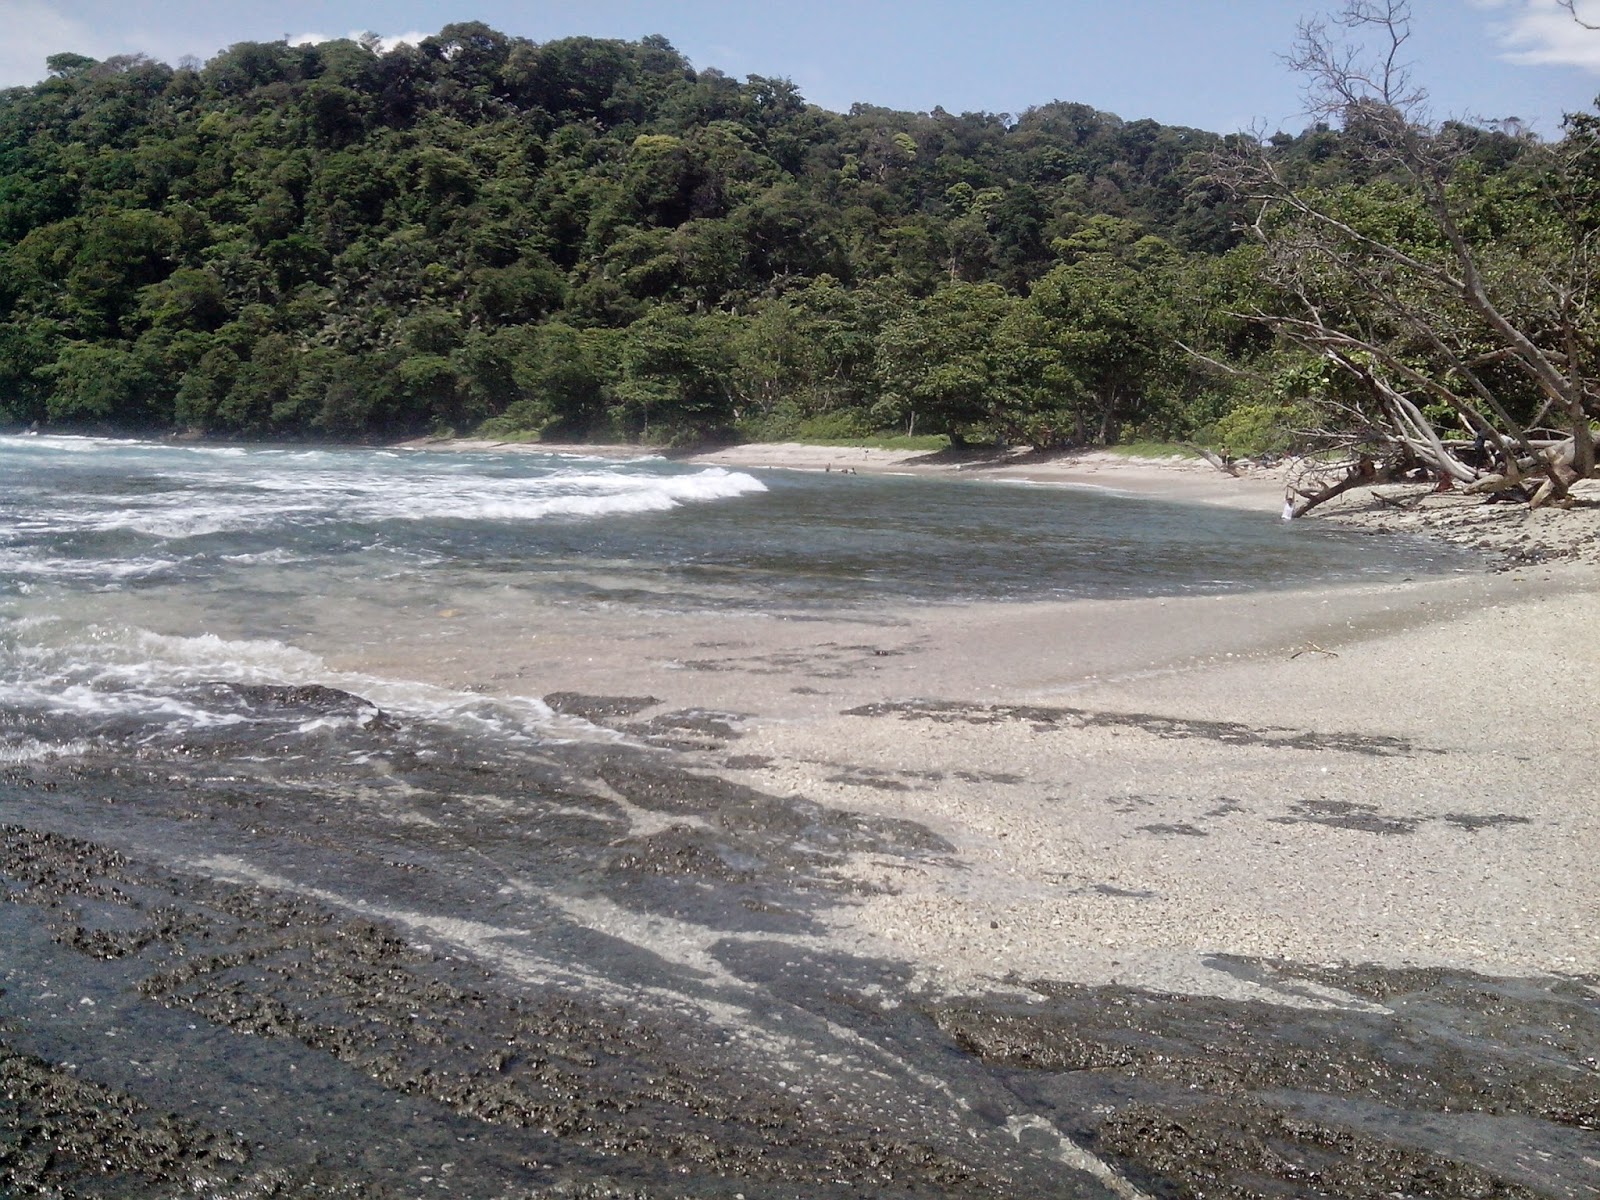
[336,437,1600,1191]
[7,434,1597,1196]
[385,438,1600,995]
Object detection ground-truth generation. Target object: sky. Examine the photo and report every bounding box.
[4,1,1600,138]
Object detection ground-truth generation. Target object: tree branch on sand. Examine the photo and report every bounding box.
[1210,1,1600,517]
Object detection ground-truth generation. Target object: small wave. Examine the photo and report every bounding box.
[5,680,249,730]
[0,625,326,728]
[219,548,304,566]
[235,465,768,525]
[17,492,301,540]
[0,550,183,583]
[1,621,583,748]
[22,463,768,544]
[550,451,666,464]
[389,468,768,522]
[0,433,141,453]
[0,736,93,764]
[88,507,287,540]
[105,630,338,691]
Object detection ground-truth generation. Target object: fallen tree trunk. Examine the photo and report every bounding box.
[1463,438,1580,505]
[1284,455,1409,519]
[1185,444,1240,477]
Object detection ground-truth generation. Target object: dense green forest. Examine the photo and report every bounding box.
[0,21,1582,455]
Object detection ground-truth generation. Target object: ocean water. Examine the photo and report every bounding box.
[0,433,1471,753]
[2,433,1519,1197]
[4,434,1455,603]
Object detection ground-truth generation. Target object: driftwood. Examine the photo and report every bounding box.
[1285,434,1589,519]
[1463,439,1580,508]
[1186,444,1241,477]
[1285,455,1410,519]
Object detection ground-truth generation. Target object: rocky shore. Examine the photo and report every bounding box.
[6,436,1598,1197]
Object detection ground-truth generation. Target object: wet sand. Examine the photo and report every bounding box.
[342,557,1600,995]
[390,435,1600,990]
[6,439,1600,1197]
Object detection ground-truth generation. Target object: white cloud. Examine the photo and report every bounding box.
[0,0,112,87]
[289,30,432,54]
[378,31,431,53]
[1477,0,1600,71]
[0,11,439,89]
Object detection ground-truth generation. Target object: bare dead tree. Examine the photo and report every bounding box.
[1559,1,1600,32]
[1212,0,1600,516]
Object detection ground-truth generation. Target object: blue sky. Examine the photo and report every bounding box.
[5,1,1600,137]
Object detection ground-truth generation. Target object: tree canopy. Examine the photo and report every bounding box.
[0,21,1586,462]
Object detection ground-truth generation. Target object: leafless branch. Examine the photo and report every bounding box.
[1559,1,1600,32]
[1207,1,1600,508]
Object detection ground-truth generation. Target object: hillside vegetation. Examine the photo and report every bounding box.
[0,22,1573,456]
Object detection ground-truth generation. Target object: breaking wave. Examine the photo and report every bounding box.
[0,617,605,758]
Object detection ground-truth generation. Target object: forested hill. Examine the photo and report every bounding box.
[0,23,1535,447]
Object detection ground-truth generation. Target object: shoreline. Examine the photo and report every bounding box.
[375,438,1599,993]
[405,435,1600,566]
[401,436,1289,509]
[336,560,1600,995]
[8,432,1598,1195]
[375,434,1600,991]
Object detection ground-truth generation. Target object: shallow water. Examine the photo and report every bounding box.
[2,434,1469,752]
[3,434,1462,612]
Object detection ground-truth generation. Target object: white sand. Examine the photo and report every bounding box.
[378,437,1600,999]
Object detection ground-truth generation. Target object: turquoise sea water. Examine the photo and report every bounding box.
[3,434,1463,602]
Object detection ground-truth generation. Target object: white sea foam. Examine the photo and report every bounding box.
[243,464,768,525]
[0,737,94,764]
[0,549,182,582]
[0,433,139,454]
[117,628,331,680]
[0,618,589,746]
[551,451,666,464]
[9,452,767,544]
[219,548,303,566]
[99,508,275,539]
[19,681,247,728]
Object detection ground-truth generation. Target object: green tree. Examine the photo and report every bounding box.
[873,283,1014,440]
[0,320,64,424]
[173,343,241,428]
[44,342,159,423]
[614,309,737,441]
[479,321,615,439]
[1020,253,1181,444]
